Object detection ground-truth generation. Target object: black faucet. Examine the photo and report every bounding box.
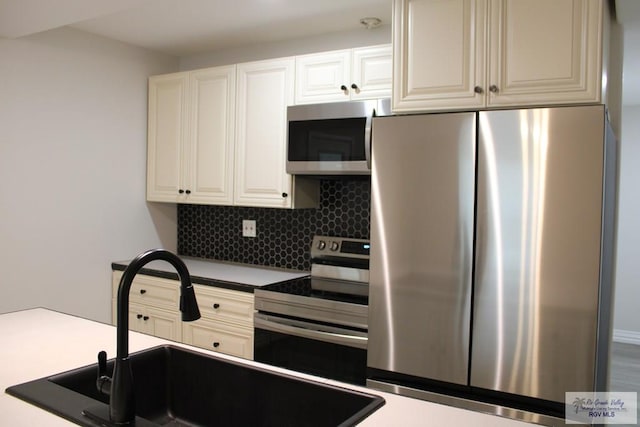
[91,249,200,425]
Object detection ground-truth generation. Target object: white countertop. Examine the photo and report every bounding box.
[0,309,535,427]
[113,257,309,288]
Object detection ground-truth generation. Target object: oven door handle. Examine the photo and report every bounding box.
[254,313,367,350]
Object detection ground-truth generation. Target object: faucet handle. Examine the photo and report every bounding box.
[96,350,112,396]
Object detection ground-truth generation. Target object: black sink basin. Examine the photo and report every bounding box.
[6,345,384,426]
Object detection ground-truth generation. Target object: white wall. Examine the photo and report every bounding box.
[614,103,640,342]
[612,25,640,343]
[179,26,391,70]
[0,27,179,323]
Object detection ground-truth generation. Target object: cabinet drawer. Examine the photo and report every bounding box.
[183,319,254,359]
[194,284,254,326]
[112,271,181,310]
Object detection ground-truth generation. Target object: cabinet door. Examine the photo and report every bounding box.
[128,302,149,334]
[488,0,602,107]
[147,72,189,202]
[295,50,351,104]
[187,66,236,204]
[127,303,182,341]
[392,0,487,112]
[351,45,392,100]
[145,306,183,341]
[235,58,295,208]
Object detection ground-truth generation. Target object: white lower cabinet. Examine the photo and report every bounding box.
[182,319,253,359]
[112,271,255,360]
[128,302,183,342]
[184,284,254,359]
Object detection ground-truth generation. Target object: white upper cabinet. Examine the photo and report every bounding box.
[187,67,236,204]
[147,62,318,208]
[235,58,317,208]
[351,45,394,100]
[295,45,392,104]
[147,72,189,202]
[393,0,604,112]
[487,0,602,107]
[147,66,236,204]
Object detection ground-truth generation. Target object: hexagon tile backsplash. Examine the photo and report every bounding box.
[177,179,370,271]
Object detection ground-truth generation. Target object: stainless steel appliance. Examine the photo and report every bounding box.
[286,99,390,175]
[367,106,617,425]
[254,235,370,385]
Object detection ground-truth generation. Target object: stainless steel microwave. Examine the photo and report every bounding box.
[286,99,391,175]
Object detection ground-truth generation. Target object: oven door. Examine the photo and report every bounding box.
[254,313,368,385]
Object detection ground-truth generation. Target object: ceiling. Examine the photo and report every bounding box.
[0,0,639,104]
[0,0,391,56]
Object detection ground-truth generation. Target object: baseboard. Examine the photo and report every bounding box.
[613,329,640,345]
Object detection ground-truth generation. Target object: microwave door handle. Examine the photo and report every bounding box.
[365,109,374,169]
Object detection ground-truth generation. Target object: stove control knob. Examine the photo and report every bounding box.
[330,241,339,251]
[317,240,326,250]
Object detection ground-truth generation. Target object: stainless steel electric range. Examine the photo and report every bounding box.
[253,235,370,385]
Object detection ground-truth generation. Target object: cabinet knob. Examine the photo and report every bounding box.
[340,85,348,94]
[185,189,191,195]
[282,192,288,198]
[178,189,184,194]
[489,85,499,93]
[351,83,359,92]
[136,314,143,319]
[213,342,220,348]
[143,316,149,321]
[140,289,146,295]
[474,86,484,94]
[213,303,220,309]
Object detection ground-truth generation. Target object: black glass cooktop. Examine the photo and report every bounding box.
[261,277,369,306]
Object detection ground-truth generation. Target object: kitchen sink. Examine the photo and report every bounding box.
[6,345,384,426]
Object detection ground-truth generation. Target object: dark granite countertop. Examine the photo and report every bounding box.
[112,256,309,293]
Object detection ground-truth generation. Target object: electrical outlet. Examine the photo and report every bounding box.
[242,219,256,238]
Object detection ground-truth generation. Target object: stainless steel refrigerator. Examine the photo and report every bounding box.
[367,106,616,424]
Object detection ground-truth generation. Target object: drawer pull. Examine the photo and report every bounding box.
[213,303,220,309]
[213,342,220,348]
[140,289,147,295]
